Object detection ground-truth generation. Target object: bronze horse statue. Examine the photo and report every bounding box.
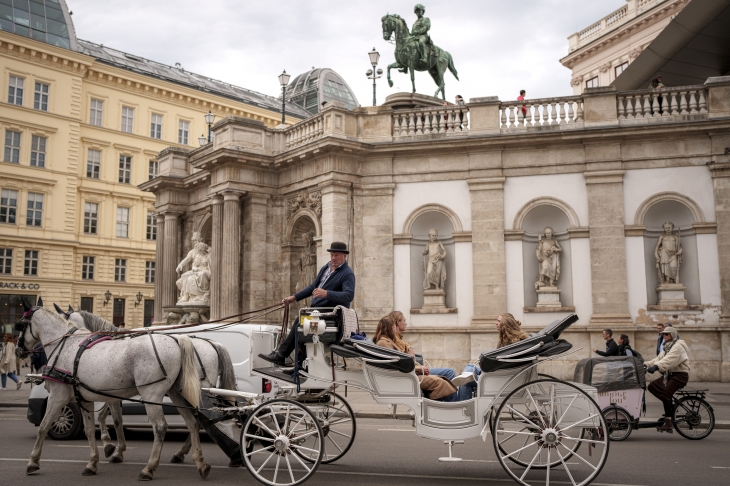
[381,13,459,100]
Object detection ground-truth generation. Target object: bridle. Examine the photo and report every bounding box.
[15,306,40,354]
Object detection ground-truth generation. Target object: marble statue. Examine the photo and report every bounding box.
[297,232,317,293]
[422,228,447,290]
[655,221,683,284]
[535,227,561,288]
[176,232,211,304]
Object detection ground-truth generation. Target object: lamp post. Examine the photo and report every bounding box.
[103,290,112,306]
[366,48,382,106]
[198,111,216,146]
[279,70,291,126]
[134,291,143,307]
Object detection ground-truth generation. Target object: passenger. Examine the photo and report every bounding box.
[388,310,456,381]
[374,316,457,401]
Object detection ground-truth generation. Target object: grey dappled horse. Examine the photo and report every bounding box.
[16,304,208,480]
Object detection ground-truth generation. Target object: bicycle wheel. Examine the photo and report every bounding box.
[297,392,356,464]
[673,396,714,440]
[602,408,632,441]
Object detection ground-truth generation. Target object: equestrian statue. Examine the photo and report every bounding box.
[381,4,459,100]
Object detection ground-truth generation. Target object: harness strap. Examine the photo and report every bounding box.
[280,303,290,342]
[192,344,208,383]
[148,332,169,383]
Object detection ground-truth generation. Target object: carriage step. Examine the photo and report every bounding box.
[439,440,464,462]
[252,367,307,385]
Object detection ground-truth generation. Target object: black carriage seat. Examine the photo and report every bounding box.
[331,339,416,374]
[478,314,578,374]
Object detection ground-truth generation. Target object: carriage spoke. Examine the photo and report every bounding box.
[253,416,278,438]
[254,447,277,474]
[246,444,275,457]
[526,389,547,428]
[559,433,605,445]
[519,446,543,481]
[546,446,551,485]
[556,447,577,486]
[328,429,352,439]
[515,432,531,462]
[502,439,539,460]
[290,446,314,472]
[549,384,555,427]
[282,404,291,434]
[505,405,542,430]
[285,454,296,484]
[287,414,307,437]
[496,429,540,437]
[328,418,353,426]
[559,443,597,471]
[272,453,281,484]
[289,443,321,455]
[291,428,320,441]
[327,434,345,453]
[557,413,600,433]
[554,393,579,428]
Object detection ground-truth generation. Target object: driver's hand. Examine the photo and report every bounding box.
[312,288,327,299]
[281,296,296,305]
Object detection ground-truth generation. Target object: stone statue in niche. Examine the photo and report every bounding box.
[654,221,687,307]
[534,227,562,308]
[176,232,211,304]
[421,228,447,309]
[297,232,318,295]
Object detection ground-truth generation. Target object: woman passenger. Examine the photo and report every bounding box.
[387,310,456,381]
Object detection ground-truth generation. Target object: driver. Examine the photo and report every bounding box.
[644,326,690,433]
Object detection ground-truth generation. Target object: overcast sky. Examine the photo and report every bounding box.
[66,0,625,104]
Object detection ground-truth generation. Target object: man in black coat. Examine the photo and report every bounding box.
[259,241,356,366]
[593,328,619,357]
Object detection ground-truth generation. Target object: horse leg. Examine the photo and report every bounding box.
[98,404,114,458]
[107,402,127,463]
[80,404,100,475]
[138,403,167,481]
[387,61,400,88]
[168,388,210,479]
[171,434,192,463]
[410,66,416,93]
[27,386,73,474]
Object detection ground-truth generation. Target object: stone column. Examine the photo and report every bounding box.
[162,212,180,310]
[242,194,269,313]
[153,213,165,324]
[468,178,507,324]
[710,162,730,381]
[584,170,632,325]
[221,192,241,318]
[319,181,351,266]
[209,195,224,320]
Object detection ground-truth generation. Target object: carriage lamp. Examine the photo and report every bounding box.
[278,70,291,126]
[103,290,112,306]
[366,48,382,107]
[301,310,324,336]
[134,292,143,307]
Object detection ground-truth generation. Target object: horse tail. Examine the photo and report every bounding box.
[448,53,459,81]
[177,335,201,408]
[212,341,237,391]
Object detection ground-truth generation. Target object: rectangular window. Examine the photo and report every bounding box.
[24,250,38,276]
[114,258,127,282]
[30,135,46,167]
[4,130,21,163]
[34,82,49,111]
[0,248,12,274]
[146,211,157,240]
[8,76,24,105]
[89,99,103,126]
[26,192,43,227]
[116,207,130,238]
[148,160,158,181]
[118,155,131,184]
[113,298,126,325]
[83,202,98,234]
[81,256,95,280]
[86,149,101,178]
[178,120,189,145]
[143,300,154,327]
[615,62,628,78]
[80,296,94,313]
[585,76,599,89]
[145,261,155,284]
[150,113,162,139]
[121,106,134,133]
[0,189,18,224]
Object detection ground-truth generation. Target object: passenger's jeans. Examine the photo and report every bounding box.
[456,363,482,402]
[1,372,19,388]
[430,368,455,381]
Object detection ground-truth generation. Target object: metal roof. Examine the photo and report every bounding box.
[76,39,311,120]
[286,67,359,115]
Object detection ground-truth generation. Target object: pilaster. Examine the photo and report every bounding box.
[221,191,242,318]
[318,181,352,267]
[709,162,730,328]
[153,213,165,324]
[242,194,270,313]
[162,211,181,310]
[209,195,224,320]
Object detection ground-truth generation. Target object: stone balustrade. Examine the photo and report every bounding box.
[499,96,584,131]
[285,111,325,149]
[617,85,708,125]
[392,104,469,139]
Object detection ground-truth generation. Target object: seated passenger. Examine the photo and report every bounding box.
[452,313,529,401]
[388,310,456,381]
[374,316,458,401]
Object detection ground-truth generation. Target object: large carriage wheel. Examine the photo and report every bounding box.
[672,396,714,440]
[296,392,356,464]
[240,399,324,486]
[493,379,609,486]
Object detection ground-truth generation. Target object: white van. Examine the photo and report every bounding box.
[27,322,280,440]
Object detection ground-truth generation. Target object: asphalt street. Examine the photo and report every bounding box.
[1,411,729,486]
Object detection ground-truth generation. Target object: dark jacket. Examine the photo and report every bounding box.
[295,261,356,308]
[596,338,619,357]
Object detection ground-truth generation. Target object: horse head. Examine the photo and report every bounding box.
[381,13,406,41]
[15,297,40,357]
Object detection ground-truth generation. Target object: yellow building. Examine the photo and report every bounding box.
[0,0,306,331]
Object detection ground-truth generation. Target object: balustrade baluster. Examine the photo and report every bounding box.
[566,101,575,124]
[698,90,708,114]
[667,91,677,116]
[544,103,553,125]
[558,101,566,125]
[679,92,688,115]
[500,106,507,129]
[503,106,512,129]
[641,94,652,118]
[689,90,699,115]
[437,109,446,133]
[575,100,584,122]
[659,91,670,117]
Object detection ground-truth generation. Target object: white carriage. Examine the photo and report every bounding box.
[201,310,610,486]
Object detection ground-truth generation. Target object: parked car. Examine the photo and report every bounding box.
[27,322,280,439]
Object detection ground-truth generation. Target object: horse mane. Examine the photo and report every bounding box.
[383,13,409,34]
[78,310,119,333]
[41,308,85,333]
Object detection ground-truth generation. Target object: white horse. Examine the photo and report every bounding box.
[16,302,209,480]
[56,305,237,466]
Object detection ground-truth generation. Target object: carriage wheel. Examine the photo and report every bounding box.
[296,392,356,464]
[493,379,609,486]
[240,399,324,486]
[673,396,715,440]
[602,408,633,441]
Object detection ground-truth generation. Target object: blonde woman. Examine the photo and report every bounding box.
[1,334,22,390]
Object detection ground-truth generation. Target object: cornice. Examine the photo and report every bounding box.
[0,33,92,75]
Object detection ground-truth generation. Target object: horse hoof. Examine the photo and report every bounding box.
[104,444,116,458]
[82,468,96,476]
[171,454,184,464]
[228,458,243,468]
[26,465,40,475]
[109,456,123,464]
[138,472,153,481]
[199,463,211,480]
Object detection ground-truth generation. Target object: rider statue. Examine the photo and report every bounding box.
[411,4,432,66]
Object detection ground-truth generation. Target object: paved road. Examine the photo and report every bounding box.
[1,411,729,486]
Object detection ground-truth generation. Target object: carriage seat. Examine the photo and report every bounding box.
[478,314,578,374]
[297,306,360,345]
[331,339,416,373]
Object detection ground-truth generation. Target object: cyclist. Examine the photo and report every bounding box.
[644,326,690,433]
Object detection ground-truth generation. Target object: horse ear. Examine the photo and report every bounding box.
[21,297,31,311]
[68,305,74,313]
[37,296,44,307]
[54,303,65,315]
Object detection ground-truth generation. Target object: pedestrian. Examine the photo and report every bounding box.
[455,95,465,106]
[518,89,527,121]
[118,322,126,329]
[593,328,619,356]
[617,334,636,357]
[649,77,665,114]
[30,342,47,374]
[656,322,668,355]
[1,333,22,390]
[645,326,690,433]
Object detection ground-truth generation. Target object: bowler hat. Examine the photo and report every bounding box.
[326,241,349,254]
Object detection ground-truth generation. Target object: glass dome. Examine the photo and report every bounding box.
[0,0,77,50]
[286,68,359,115]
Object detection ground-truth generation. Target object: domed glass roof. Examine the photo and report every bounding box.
[286,68,358,115]
[0,0,77,50]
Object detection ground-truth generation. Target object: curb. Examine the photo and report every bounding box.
[0,403,26,408]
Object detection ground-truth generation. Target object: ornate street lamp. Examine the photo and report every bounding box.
[103,290,112,306]
[366,48,382,106]
[134,291,143,307]
[198,110,216,146]
[279,69,291,126]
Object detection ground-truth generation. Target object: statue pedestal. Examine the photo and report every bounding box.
[165,303,210,325]
[657,283,687,307]
[536,286,562,308]
[423,289,447,308]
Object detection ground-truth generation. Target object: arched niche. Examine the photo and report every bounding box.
[288,214,319,309]
[403,204,463,234]
[519,203,574,309]
[634,192,704,226]
[287,208,322,242]
[409,210,457,309]
[641,198,700,305]
[197,213,212,245]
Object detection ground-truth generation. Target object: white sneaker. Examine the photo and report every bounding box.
[16,381,22,390]
[451,371,475,387]
[0,388,6,391]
